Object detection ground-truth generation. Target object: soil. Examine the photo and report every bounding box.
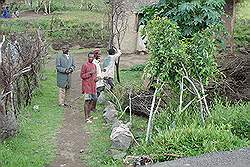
[17,10,52,21]
[47,51,149,167]
[47,53,88,167]
[215,48,250,101]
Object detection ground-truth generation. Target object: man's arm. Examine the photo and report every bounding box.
[69,57,76,72]
[80,64,93,79]
[114,49,122,62]
[56,55,67,73]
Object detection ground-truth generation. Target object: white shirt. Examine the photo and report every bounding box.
[103,49,122,79]
[93,59,104,88]
[65,54,70,60]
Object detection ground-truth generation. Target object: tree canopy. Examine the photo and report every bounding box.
[141,0,225,37]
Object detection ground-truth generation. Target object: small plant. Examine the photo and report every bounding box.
[132,123,249,162]
[208,102,250,140]
[234,19,250,48]
[129,64,146,71]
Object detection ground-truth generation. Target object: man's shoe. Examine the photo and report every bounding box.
[86,119,92,123]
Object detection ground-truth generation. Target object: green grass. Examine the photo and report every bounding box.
[83,106,148,167]
[84,70,148,167]
[117,70,144,89]
[235,0,250,47]
[83,107,123,167]
[96,69,250,164]
[237,0,250,19]
[130,101,250,162]
[53,11,105,23]
[0,70,64,167]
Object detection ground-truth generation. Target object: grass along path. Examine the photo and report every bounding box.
[0,70,64,167]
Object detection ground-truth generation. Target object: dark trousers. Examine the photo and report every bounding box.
[105,77,114,90]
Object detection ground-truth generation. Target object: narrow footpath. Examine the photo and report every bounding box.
[48,55,87,167]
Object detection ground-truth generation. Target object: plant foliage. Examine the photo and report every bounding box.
[141,0,225,37]
[144,17,219,90]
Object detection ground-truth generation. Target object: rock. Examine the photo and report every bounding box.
[112,120,123,129]
[103,102,118,124]
[110,123,132,150]
[108,148,127,160]
[124,155,153,167]
[134,156,153,166]
[97,92,107,104]
[103,101,116,113]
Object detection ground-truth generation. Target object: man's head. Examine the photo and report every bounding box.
[10,34,16,42]
[62,45,69,54]
[93,48,100,59]
[108,48,115,55]
[88,52,95,63]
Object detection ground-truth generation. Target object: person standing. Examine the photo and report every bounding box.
[103,47,122,90]
[1,6,11,18]
[80,52,97,123]
[91,48,105,111]
[56,45,75,107]
[93,48,105,97]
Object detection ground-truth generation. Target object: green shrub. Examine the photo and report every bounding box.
[0,16,109,48]
[235,19,250,48]
[129,101,250,162]
[132,124,249,162]
[154,102,202,131]
[208,102,250,140]
[129,64,146,71]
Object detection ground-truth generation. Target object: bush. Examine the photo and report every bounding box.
[128,64,146,71]
[0,17,109,49]
[129,101,250,162]
[208,102,250,140]
[235,19,250,48]
[131,124,249,162]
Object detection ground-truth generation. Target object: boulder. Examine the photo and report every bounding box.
[103,102,118,124]
[97,92,107,104]
[110,123,132,150]
[108,148,127,160]
[112,119,123,129]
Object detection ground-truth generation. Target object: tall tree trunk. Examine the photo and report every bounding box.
[223,0,237,55]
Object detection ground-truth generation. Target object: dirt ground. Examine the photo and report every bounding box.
[47,53,88,167]
[17,10,52,21]
[47,52,148,167]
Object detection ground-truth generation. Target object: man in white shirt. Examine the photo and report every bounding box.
[92,48,105,111]
[93,48,105,97]
[103,48,122,90]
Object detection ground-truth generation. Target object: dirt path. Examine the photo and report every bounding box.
[47,52,148,167]
[48,54,87,167]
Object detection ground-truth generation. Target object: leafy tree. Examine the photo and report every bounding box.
[144,17,218,88]
[141,0,225,37]
[143,18,219,134]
